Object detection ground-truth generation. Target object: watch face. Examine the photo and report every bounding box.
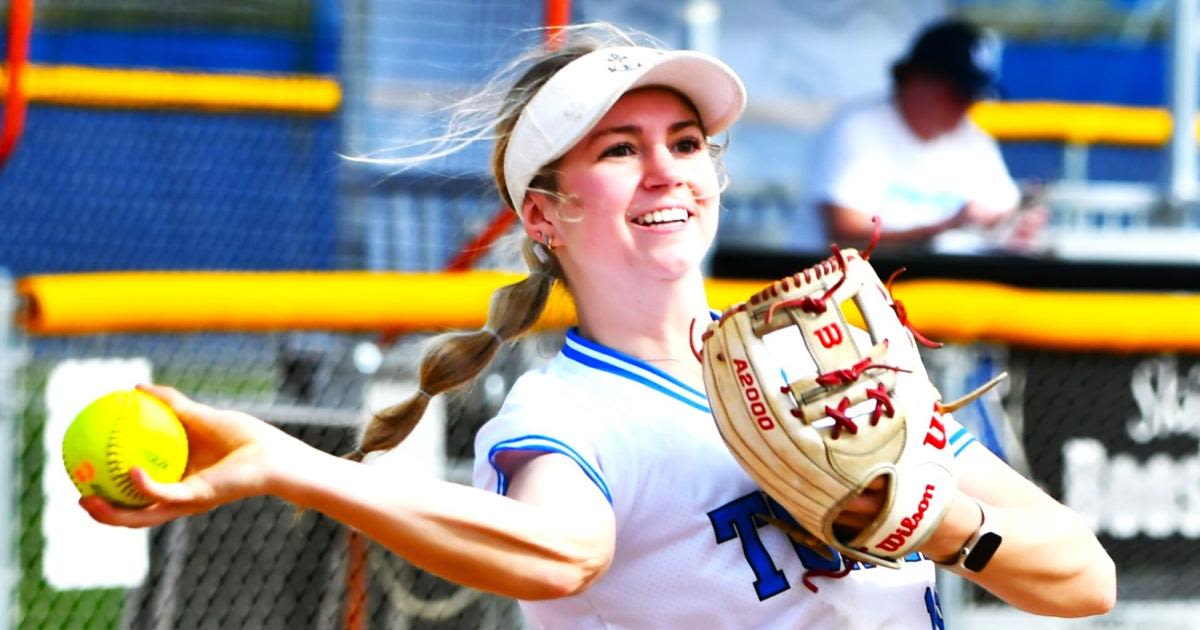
[963,532,1002,572]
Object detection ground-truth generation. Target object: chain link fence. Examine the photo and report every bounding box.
[10,328,577,629]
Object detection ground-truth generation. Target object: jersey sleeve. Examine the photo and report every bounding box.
[471,371,613,505]
[941,411,980,463]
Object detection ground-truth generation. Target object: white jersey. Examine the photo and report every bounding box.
[473,328,981,630]
[803,96,1020,254]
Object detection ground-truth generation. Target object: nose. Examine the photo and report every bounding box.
[641,143,685,190]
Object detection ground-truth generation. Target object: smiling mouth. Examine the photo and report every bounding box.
[631,207,691,227]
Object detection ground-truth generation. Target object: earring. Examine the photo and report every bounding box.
[545,234,554,251]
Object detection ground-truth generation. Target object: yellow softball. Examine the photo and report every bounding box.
[62,389,189,507]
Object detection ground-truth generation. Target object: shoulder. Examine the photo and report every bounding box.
[826,97,897,134]
[816,96,904,160]
[949,116,1003,149]
[472,362,617,500]
[484,363,600,436]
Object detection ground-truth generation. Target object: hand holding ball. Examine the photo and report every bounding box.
[62,389,189,507]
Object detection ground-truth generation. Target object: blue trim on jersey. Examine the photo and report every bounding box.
[487,434,613,504]
[949,426,977,457]
[561,329,711,414]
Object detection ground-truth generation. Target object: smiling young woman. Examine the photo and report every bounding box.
[79,22,1114,629]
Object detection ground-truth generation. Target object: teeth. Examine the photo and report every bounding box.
[633,208,689,226]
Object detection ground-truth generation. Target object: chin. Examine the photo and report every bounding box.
[643,252,705,280]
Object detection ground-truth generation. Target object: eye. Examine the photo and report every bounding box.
[674,135,705,154]
[600,142,636,158]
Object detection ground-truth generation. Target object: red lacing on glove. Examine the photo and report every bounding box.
[865,382,895,426]
[809,383,898,439]
[802,559,857,593]
[765,245,849,324]
[861,215,883,260]
[814,356,910,388]
[822,397,858,439]
[885,268,943,349]
[688,318,704,363]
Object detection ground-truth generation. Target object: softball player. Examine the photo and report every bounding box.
[83,23,1115,629]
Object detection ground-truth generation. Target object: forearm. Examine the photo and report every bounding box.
[922,493,1115,617]
[274,448,610,600]
[823,203,960,245]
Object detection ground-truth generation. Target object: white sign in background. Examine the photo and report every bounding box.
[42,358,153,590]
[1063,356,1200,540]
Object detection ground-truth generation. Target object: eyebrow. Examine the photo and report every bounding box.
[584,119,703,148]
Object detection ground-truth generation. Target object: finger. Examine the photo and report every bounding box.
[136,383,208,418]
[79,496,198,529]
[841,492,884,518]
[834,512,873,532]
[129,466,207,504]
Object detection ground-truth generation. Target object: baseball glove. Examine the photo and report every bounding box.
[701,242,1000,569]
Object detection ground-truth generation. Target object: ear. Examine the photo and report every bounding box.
[520,192,561,245]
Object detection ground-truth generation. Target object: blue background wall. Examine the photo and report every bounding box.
[0,11,1173,275]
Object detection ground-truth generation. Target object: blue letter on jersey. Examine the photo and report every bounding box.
[708,493,790,600]
[763,495,844,572]
[925,586,945,629]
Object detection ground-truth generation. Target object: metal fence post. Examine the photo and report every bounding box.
[0,269,21,629]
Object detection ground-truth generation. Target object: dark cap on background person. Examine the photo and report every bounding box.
[892,18,1002,100]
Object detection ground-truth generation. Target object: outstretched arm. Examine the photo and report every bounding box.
[918,446,1116,617]
[81,385,616,601]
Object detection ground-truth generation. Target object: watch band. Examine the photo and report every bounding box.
[957,499,1003,572]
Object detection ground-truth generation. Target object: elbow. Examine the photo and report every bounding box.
[1069,554,1117,617]
[1040,550,1116,618]
[521,547,613,601]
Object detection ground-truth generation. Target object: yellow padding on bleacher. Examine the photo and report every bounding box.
[15,271,1200,353]
[2,64,340,114]
[17,272,545,335]
[969,100,1174,146]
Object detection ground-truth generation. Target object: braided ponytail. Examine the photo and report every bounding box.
[348,242,560,461]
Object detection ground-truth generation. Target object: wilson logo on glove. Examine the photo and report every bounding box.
[923,413,948,449]
[876,483,938,553]
[813,323,844,349]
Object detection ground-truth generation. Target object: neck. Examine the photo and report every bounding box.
[570,269,710,387]
[893,90,936,142]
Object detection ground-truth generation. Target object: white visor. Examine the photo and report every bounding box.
[502,45,747,211]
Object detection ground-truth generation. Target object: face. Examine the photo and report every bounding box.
[525,87,721,285]
[902,75,972,139]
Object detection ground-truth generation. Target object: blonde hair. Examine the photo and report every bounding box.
[347,25,631,460]
[350,23,727,459]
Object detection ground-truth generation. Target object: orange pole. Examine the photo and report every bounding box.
[344,530,368,630]
[545,0,571,51]
[0,0,33,166]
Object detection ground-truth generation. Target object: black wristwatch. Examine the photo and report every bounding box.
[956,499,1003,572]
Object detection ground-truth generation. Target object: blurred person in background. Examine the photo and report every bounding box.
[804,18,1046,255]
